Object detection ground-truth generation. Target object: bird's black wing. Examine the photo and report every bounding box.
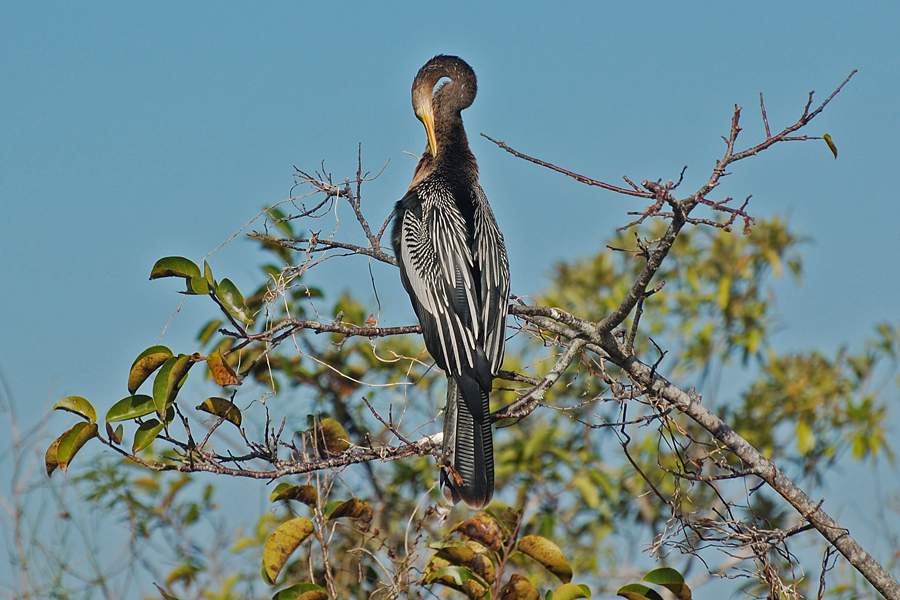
[396,182,481,376]
[472,185,509,375]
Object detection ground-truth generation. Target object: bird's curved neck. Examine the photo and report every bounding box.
[409,56,481,187]
[433,110,475,171]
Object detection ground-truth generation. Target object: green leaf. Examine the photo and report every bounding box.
[823,133,838,159]
[203,261,217,291]
[57,422,98,474]
[132,410,172,453]
[152,356,179,417]
[198,319,224,346]
[270,482,291,501]
[196,397,242,427]
[215,278,254,325]
[552,583,591,600]
[425,565,488,589]
[641,567,690,600]
[424,555,490,597]
[106,395,155,422]
[53,396,97,423]
[572,473,601,509]
[322,500,344,518]
[617,584,665,600]
[267,207,295,237]
[186,276,209,295]
[518,535,573,583]
[150,256,201,280]
[263,517,316,584]
[127,345,174,394]
[326,497,373,522]
[430,540,477,566]
[261,558,275,586]
[152,354,198,418]
[269,483,318,506]
[271,583,328,600]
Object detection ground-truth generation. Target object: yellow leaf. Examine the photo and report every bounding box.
[552,582,591,600]
[716,277,732,311]
[153,582,182,600]
[263,518,315,584]
[326,497,373,522]
[518,535,573,583]
[127,345,173,394]
[499,573,540,600]
[196,397,242,427]
[206,351,241,386]
[823,133,838,159]
[796,420,816,455]
[572,473,601,509]
[269,483,318,506]
[45,436,61,477]
[452,511,506,553]
[52,396,97,423]
[313,418,350,456]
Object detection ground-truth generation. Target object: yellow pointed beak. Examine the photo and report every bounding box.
[417,105,438,158]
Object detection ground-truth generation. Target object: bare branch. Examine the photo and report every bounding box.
[231,318,420,344]
[479,133,652,198]
[249,232,397,266]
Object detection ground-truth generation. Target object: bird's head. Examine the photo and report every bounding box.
[411,55,477,159]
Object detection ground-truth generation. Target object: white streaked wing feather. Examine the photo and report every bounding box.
[473,185,510,374]
[400,187,479,373]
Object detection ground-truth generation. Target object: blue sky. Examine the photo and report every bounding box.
[2,1,898,595]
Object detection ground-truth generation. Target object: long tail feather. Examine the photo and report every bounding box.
[441,375,493,509]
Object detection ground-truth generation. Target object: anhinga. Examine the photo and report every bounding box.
[392,55,510,509]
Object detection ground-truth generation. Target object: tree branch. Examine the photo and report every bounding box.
[104,434,441,479]
[604,337,900,600]
[491,338,587,422]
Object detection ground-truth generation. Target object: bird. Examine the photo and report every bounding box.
[392,55,510,509]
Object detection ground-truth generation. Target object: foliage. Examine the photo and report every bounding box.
[37,203,899,599]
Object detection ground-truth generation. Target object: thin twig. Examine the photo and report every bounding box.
[480,133,652,198]
[760,92,771,138]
